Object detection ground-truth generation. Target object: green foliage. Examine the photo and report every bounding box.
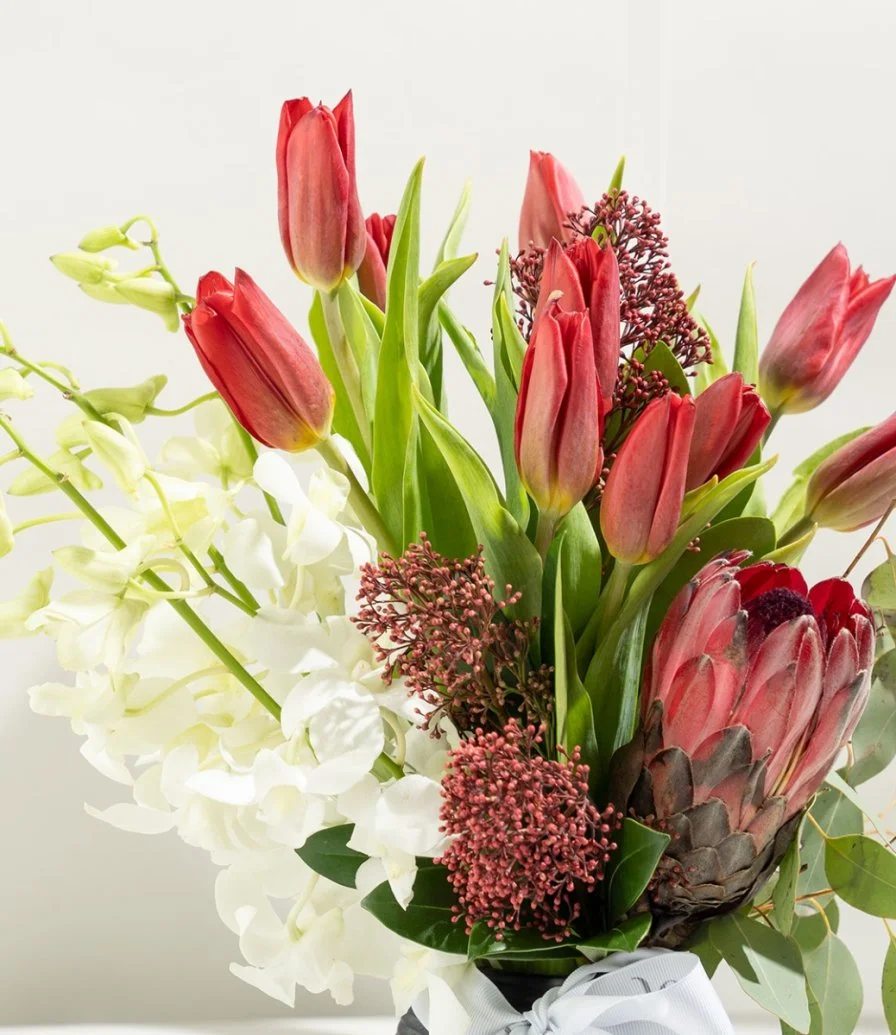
[845,654,896,785]
[641,341,691,396]
[825,834,896,917]
[798,787,863,905]
[773,826,802,936]
[296,824,366,889]
[884,928,896,1033]
[604,819,670,923]
[733,262,759,383]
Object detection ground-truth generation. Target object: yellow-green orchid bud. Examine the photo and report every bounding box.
[83,375,168,423]
[0,567,53,638]
[0,368,34,402]
[50,251,116,285]
[80,281,129,305]
[114,277,179,331]
[78,225,131,253]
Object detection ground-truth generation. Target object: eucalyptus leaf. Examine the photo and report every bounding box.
[790,900,840,953]
[773,825,802,936]
[798,787,863,905]
[884,928,896,1033]
[825,834,896,917]
[852,652,896,786]
[709,914,810,1032]
[296,824,367,889]
[801,931,863,1034]
[604,819,670,923]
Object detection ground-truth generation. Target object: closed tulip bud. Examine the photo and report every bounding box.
[685,373,771,491]
[183,269,334,452]
[50,251,116,285]
[613,554,874,937]
[277,91,366,293]
[759,244,895,414]
[514,307,603,521]
[534,238,621,408]
[78,225,131,252]
[601,393,696,565]
[805,411,896,530]
[518,151,585,251]
[356,212,395,311]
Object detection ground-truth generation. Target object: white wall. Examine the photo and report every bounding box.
[0,0,894,1026]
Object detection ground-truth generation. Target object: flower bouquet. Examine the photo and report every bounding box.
[4,90,896,1034]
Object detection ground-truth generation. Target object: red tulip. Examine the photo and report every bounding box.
[183,269,334,452]
[643,555,874,819]
[805,410,896,530]
[356,212,395,311]
[533,238,621,408]
[277,92,366,293]
[685,373,771,491]
[759,244,894,414]
[514,307,603,520]
[600,393,696,564]
[518,151,585,251]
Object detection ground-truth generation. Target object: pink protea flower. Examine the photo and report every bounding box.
[353,536,551,733]
[438,722,620,940]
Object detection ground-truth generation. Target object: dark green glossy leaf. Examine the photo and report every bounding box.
[296,824,367,889]
[710,914,810,1031]
[362,862,467,955]
[825,834,896,917]
[577,913,652,955]
[604,819,670,923]
[467,925,581,962]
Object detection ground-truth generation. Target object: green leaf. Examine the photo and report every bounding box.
[418,254,478,347]
[361,862,467,955]
[372,159,424,548]
[438,303,497,413]
[825,770,889,841]
[733,262,758,383]
[710,914,811,1031]
[825,834,896,917]
[762,524,817,566]
[607,155,626,194]
[467,925,582,963]
[491,242,529,526]
[416,423,478,560]
[864,555,896,613]
[309,293,370,473]
[295,825,367,889]
[884,927,896,1033]
[641,342,691,396]
[645,516,775,647]
[604,819,670,923]
[435,179,472,268]
[336,281,381,421]
[83,374,168,423]
[798,787,863,905]
[801,931,863,1034]
[693,313,729,394]
[791,900,840,953]
[773,825,802,936]
[688,925,723,978]
[847,649,896,786]
[413,386,542,622]
[554,504,602,638]
[577,914,652,956]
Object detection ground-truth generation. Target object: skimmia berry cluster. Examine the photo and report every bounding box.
[437,722,621,940]
[353,535,552,733]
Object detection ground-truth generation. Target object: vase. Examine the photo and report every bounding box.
[396,969,566,1034]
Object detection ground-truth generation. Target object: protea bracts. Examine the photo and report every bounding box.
[612,553,875,945]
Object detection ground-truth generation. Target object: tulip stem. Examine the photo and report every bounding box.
[843,500,896,578]
[534,513,557,561]
[778,514,815,549]
[0,412,283,719]
[320,291,372,454]
[763,410,782,446]
[317,437,397,556]
[596,560,632,636]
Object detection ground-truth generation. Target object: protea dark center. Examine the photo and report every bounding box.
[611,553,874,948]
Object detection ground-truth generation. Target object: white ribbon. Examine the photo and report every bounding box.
[413,950,734,1035]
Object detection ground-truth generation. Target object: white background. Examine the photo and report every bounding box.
[0,0,894,1029]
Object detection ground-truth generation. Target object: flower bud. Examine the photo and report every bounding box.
[514,307,603,520]
[183,269,335,452]
[357,213,395,311]
[805,410,896,530]
[759,244,895,414]
[600,393,696,564]
[78,225,131,252]
[518,151,585,251]
[0,368,34,402]
[114,278,179,331]
[50,251,116,285]
[686,373,771,491]
[277,92,366,293]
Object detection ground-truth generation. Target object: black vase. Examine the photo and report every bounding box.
[396,969,566,1034]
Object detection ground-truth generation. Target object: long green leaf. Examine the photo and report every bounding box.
[336,280,381,420]
[801,931,863,1034]
[372,159,424,547]
[554,504,602,637]
[733,262,758,383]
[414,386,542,621]
[435,179,472,268]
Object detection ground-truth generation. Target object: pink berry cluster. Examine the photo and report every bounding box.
[353,535,552,733]
[437,722,621,940]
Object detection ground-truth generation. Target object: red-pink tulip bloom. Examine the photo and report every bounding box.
[356,212,395,311]
[642,555,874,820]
[533,238,621,408]
[685,373,771,491]
[600,393,696,564]
[183,269,334,452]
[805,410,896,530]
[759,244,895,414]
[514,307,603,519]
[277,92,366,293]
[518,151,585,252]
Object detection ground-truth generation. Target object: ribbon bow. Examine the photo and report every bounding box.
[414,950,734,1035]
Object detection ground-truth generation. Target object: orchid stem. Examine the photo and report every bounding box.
[230,419,286,527]
[146,391,218,417]
[12,511,82,534]
[843,500,896,578]
[316,437,397,556]
[0,412,283,720]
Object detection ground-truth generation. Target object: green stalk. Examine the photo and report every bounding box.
[146,391,219,417]
[534,512,557,561]
[317,437,397,556]
[319,290,371,454]
[763,409,781,446]
[230,420,286,527]
[778,514,815,549]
